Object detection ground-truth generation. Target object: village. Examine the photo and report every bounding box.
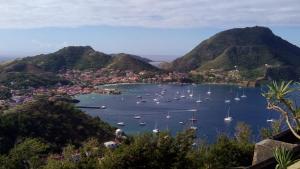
[0,68,189,109]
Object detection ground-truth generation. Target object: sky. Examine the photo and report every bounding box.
[0,0,300,61]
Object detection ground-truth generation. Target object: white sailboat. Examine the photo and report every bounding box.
[234,93,240,101]
[133,115,141,119]
[224,106,233,122]
[241,90,247,98]
[224,99,231,104]
[117,122,125,126]
[153,123,159,133]
[196,95,202,103]
[189,89,194,97]
[267,111,275,122]
[139,121,146,126]
[166,112,171,119]
[207,87,211,95]
[189,111,197,130]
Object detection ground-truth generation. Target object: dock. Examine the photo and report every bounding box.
[76,106,101,109]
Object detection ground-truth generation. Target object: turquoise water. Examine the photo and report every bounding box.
[76,83,279,142]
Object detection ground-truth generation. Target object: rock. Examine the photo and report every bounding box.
[252,139,298,165]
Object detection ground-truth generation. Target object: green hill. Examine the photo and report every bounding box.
[0,97,114,154]
[107,53,160,72]
[170,26,300,80]
[1,46,158,73]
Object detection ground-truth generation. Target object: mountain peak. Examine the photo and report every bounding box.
[170,26,300,80]
[56,46,95,54]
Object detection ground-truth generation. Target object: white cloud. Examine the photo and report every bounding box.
[0,0,299,28]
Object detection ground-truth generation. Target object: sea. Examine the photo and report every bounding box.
[75,83,280,143]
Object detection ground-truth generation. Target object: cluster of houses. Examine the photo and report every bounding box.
[60,69,189,85]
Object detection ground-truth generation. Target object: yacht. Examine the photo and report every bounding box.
[117,122,125,126]
[166,112,171,119]
[241,90,247,98]
[234,93,240,101]
[224,107,233,122]
[196,95,202,103]
[153,128,160,133]
[100,106,107,109]
[153,123,159,133]
[179,121,185,125]
[133,115,141,119]
[207,87,211,95]
[190,126,197,130]
[224,99,231,103]
[267,119,275,122]
[139,122,146,126]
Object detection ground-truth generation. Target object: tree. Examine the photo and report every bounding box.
[262,81,300,139]
[0,138,49,169]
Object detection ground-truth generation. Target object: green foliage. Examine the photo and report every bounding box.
[206,135,254,169]
[0,72,69,89]
[260,120,282,139]
[99,131,196,169]
[0,138,49,169]
[263,81,300,139]
[0,87,11,100]
[0,97,114,154]
[190,74,204,83]
[273,147,294,169]
[235,122,252,143]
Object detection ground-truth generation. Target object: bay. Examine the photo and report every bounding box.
[75,84,279,142]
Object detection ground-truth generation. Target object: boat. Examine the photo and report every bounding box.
[189,89,194,97]
[156,101,160,104]
[117,122,125,126]
[136,101,141,104]
[100,106,107,109]
[180,95,186,98]
[207,87,211,95]
[224,99,231,103]
[267,112,275,122]
[153,128,160,133]
[196,95,202,103]
[234,93,240,101]
[153,123,159,133]
[189,111,197,122]
[136,95,142,99]
[133,115,141,119]
[190,126,197,130]
[179,121,184,125]
[224,107,233,122]
[139,122,146,126]
[241,90,247,98]
[141,100,147,103]
[166,112,171,119]
[153,98,158,102]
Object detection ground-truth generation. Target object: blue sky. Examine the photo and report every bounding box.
[0,0,299,61]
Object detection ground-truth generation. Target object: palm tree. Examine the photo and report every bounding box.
[262,81,300,140]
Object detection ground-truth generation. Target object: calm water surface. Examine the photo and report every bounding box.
[76,84,279,142]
